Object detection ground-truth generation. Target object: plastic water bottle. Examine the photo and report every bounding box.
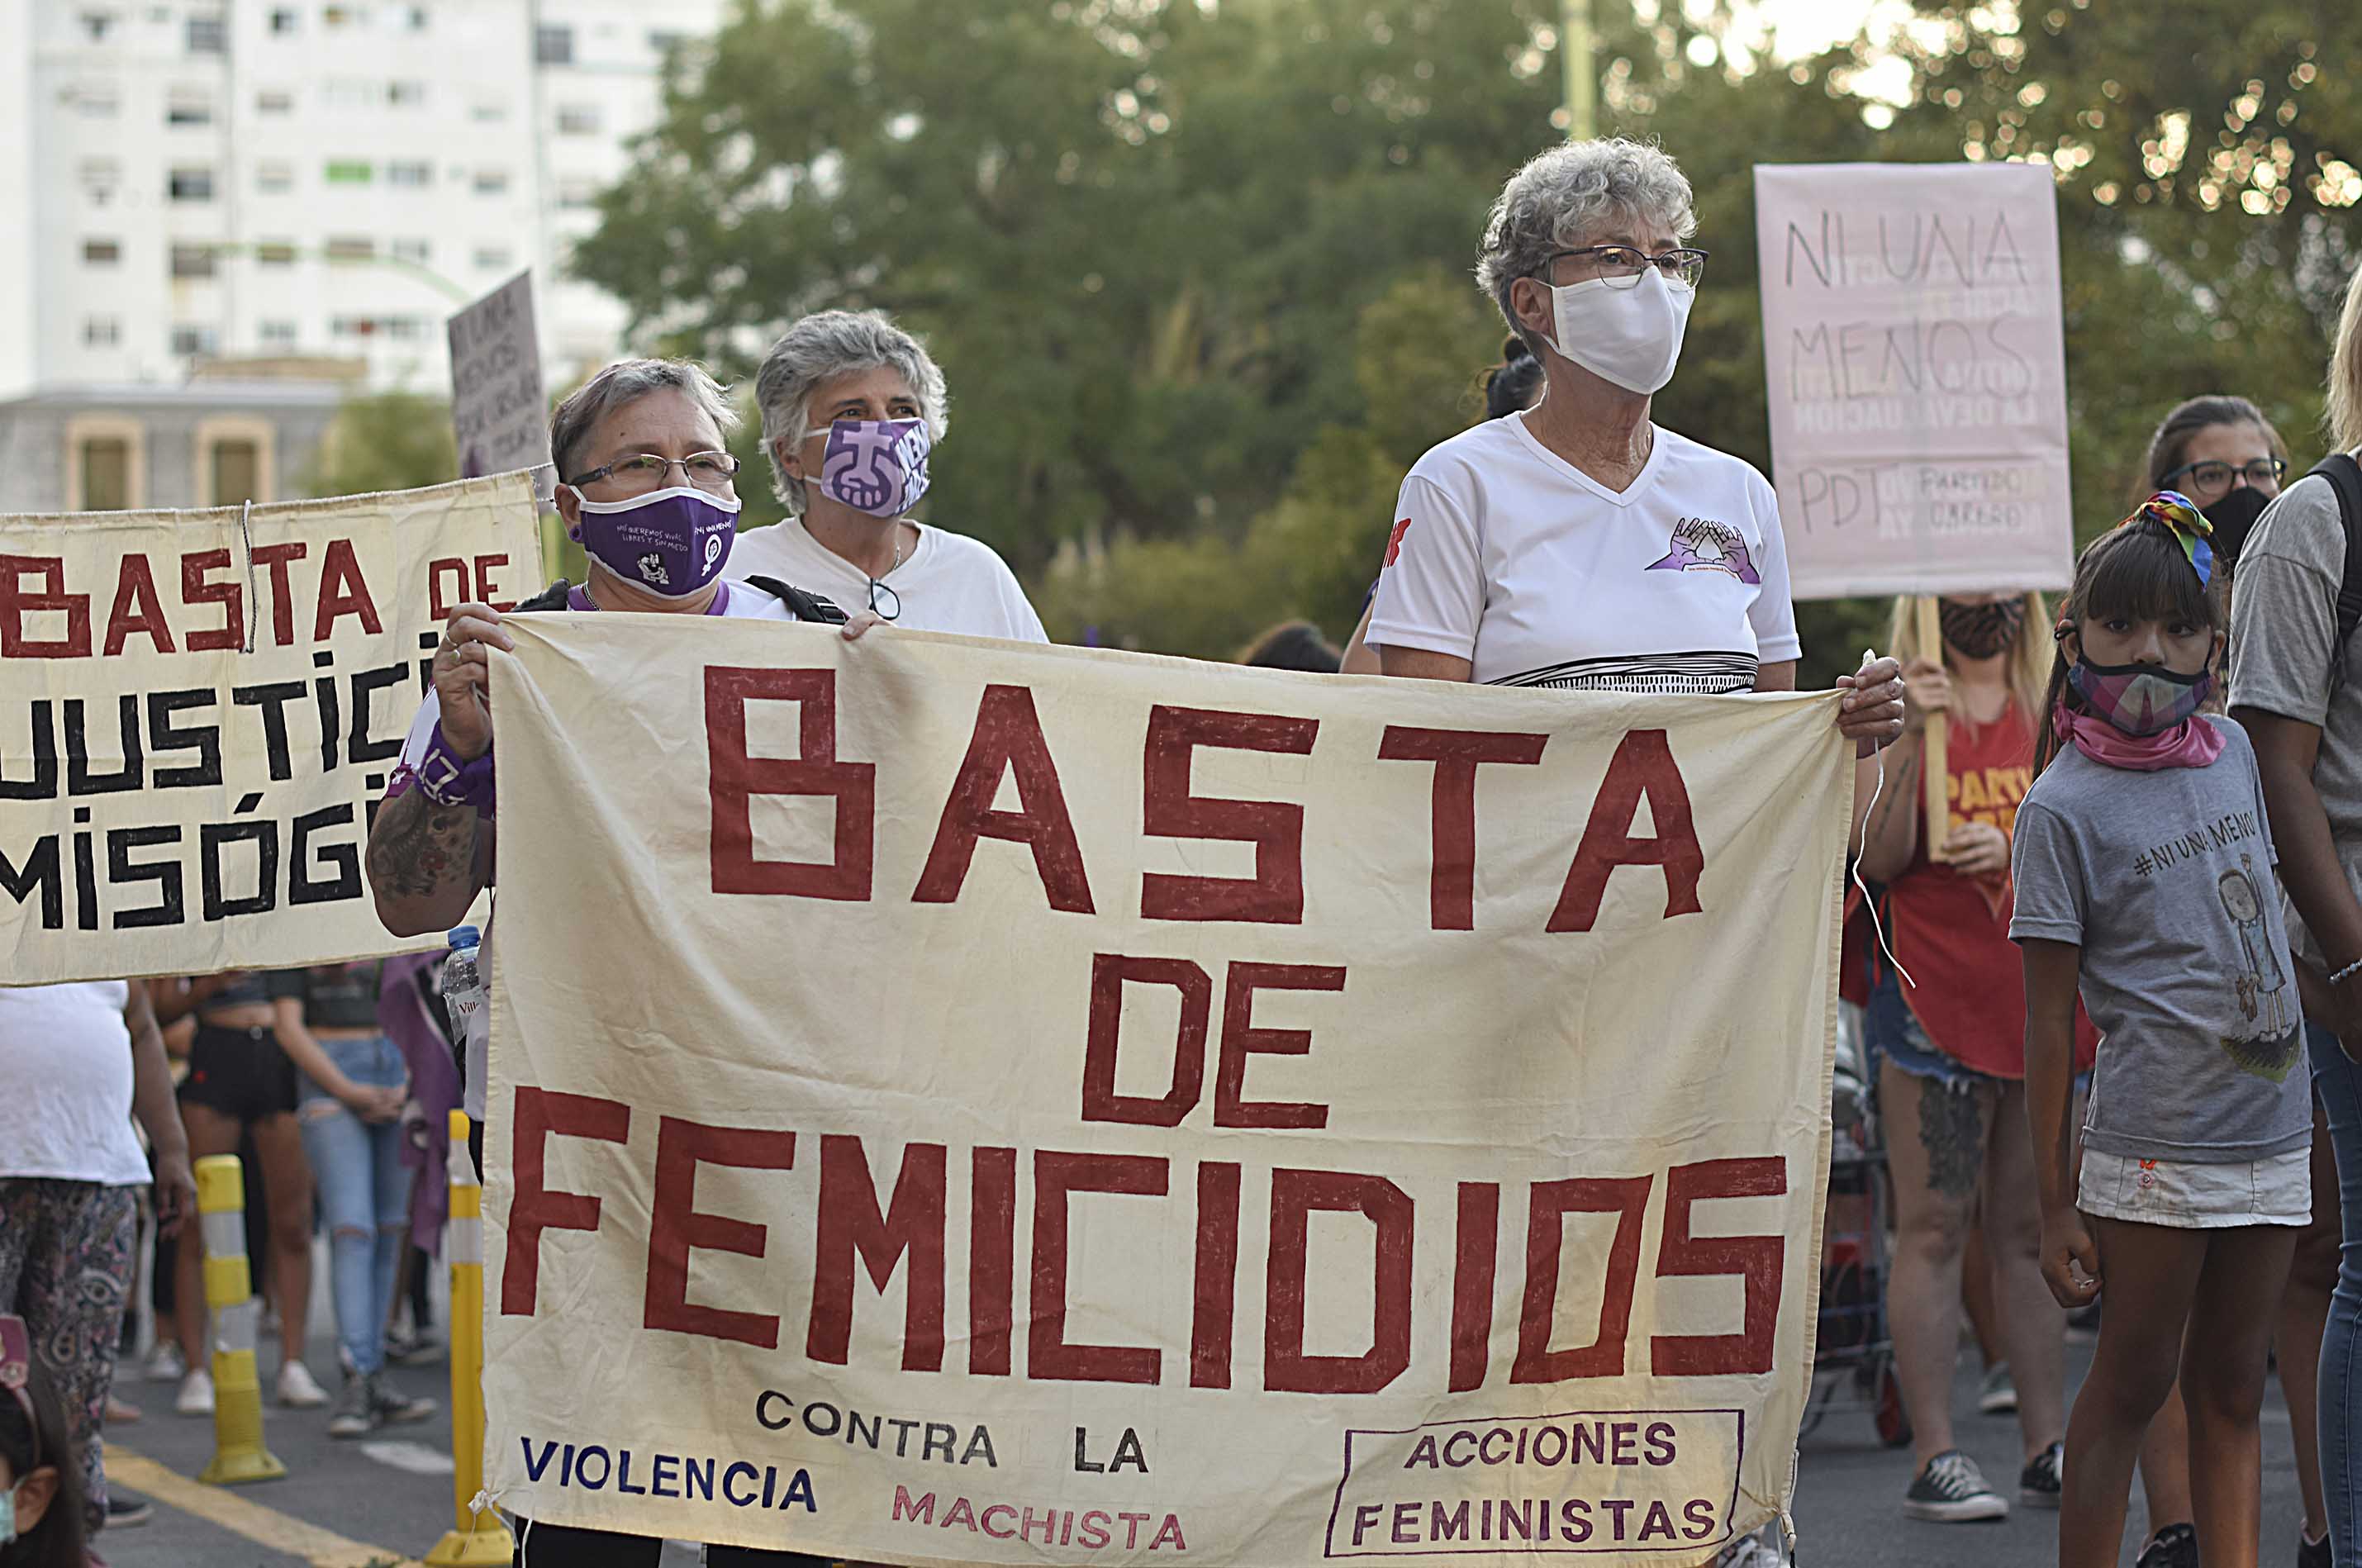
[441,924,486,1028]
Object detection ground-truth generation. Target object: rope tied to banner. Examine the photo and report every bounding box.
[1849,665,1918,994]
[236,497,259,655]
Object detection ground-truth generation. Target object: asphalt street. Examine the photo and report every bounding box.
[92,1331,2307,1567]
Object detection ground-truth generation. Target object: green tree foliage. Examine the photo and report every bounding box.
[1888,0,2362,505]
[301,391,459,499]
[574,0,2361,677]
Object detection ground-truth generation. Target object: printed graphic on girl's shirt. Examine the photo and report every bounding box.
[2217,856,2298,1079]
[1647,516,1761,583]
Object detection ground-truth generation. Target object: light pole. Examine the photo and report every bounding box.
[1561,0,1595,140]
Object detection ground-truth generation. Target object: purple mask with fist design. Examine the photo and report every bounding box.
[817,419,933,517]
[564,485,741,598]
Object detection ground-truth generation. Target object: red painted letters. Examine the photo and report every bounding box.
[706,666,876,900]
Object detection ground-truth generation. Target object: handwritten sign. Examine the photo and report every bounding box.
[0,476,535,981]
[448,271,551,503]
[1755,163,2074,598]
[480,616,1854,1561]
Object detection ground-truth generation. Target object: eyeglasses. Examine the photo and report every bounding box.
[1539,245,1711,292]
[2160,457,2286,496]
[565,451,740,495]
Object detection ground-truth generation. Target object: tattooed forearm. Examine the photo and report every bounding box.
[365,787,485,928]
[1870,751,1919,839]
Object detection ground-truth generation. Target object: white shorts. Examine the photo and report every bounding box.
[2079,1147,2312,1228]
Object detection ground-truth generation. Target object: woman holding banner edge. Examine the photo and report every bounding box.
[1366,138,1902,1568]
[366,356,873,1566]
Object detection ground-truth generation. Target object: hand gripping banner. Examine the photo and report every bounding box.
[0,473,539,981]
[481,616,1851,1565]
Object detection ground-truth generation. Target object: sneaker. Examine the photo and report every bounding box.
[276,1359,329,1409]
[2135,1523,2198,1568]
[1977,1361,2017,1414]
[366,1371,437,1427]
[2020,1441,2065,1508]
[1903,1449,2009,1522]
[384,1326,443,1366]
[103,1392,141,1424]
[142,1342,184,1384]
[2298,1526,2331,1568]
[104,1492,153,1528]
[327,1371,374,1438]
[172,1367,214,1417]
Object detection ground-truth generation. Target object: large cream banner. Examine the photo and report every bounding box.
[482,615,1852,1565]
[1756,162,2076,598]
[0,473,539,981]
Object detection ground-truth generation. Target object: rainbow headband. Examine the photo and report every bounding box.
[2133,489,2215,587]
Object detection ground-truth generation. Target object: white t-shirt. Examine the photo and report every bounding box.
[386,578,808,1119]
[0,982,149,1186]
[1367,416,1802,692]
[730,519,1048,643]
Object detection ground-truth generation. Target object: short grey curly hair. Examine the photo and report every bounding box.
[550,358,739,484]
[755,310,951,514]
[1476,139,1696,351]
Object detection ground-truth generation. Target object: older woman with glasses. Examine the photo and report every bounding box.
[1368,138,1903,1564]
[1368,141,1901,765]
[368,357,865,1567]
[730,309,1047,642]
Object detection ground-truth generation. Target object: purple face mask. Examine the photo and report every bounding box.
[567,486,740,598]
[817,419,933,517]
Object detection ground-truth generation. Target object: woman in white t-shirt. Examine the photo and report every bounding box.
[1367,140,1902,761]
[730,309,1048,643]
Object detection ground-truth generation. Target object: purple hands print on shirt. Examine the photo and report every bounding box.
[819,418,934,517]
[1647,516,1760,584]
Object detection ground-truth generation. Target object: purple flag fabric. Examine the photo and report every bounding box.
[381,953,461,1255]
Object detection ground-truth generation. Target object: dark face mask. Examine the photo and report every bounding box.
[2200,483,2273,576]
[1938,597,2026,659]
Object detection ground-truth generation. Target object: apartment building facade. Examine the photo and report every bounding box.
[0,0,722,511]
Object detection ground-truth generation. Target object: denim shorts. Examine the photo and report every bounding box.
[1863,968,1996,1092]
[1864,967,2088,1095]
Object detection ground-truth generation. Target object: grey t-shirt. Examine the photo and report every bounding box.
[2230,470,2362,965]
[2011,718,2312,1162]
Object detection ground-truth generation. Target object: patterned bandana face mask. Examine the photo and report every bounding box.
[2066,656,2213,737]
[1938,597,2025,659]
[817,419,933,518]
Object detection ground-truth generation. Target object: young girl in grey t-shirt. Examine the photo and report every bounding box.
[2012,495,2313,1568]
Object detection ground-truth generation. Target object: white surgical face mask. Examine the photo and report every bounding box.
[1546,266,1694,395]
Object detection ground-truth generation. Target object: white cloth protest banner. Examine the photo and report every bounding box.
[449,270,552,501]
[0,474,539,982]
[480,615,1851,1564]
[1756,162,2075,598]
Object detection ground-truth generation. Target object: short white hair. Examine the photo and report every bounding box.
[550,358,738,482]
[1476,139,1697,352]
[754,310,950,515]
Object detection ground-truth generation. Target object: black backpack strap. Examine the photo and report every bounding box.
[2315,454,2362,671]
[512,578,573,613]
[744,575,850,625]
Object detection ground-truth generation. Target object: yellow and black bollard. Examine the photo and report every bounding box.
[194,1154,286,1485]
[426,1110,513,1566]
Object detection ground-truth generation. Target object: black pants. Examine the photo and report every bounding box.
[511,1519,822,1565]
